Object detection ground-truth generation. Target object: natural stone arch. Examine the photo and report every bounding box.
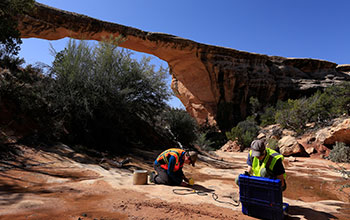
[17,2,350,130]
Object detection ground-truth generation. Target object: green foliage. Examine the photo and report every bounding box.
[247,97,278,127]
[0,0,35,56]
[161,108,198,147]
[328,142,350,193]
[275,98,309,134]
[328,142,350,163]
[323,82,350,116]
[45,39,172,149]
[266,138,279,151]
[195,132,215,151]
[0,38,172,150]
[226,116,259,149]
[249,96,261,117]
[0,60,55,142]
[260,106,276,127]
[272,82,350,134]
[194,121,227,151]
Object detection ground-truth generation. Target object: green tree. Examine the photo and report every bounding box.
[0,0,35,56]
[47,39,171,149]
[275,98,309,134]
[249,96,261,117]
[323,82,350,117]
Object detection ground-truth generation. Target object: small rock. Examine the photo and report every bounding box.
[288,156,296,162]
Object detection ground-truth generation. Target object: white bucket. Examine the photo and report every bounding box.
[133,170,148,185]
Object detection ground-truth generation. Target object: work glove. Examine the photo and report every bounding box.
[244,171,251,176]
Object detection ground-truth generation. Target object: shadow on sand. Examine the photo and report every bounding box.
[286,205,338,220]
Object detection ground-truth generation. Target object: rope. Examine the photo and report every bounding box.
[172,188,240,207]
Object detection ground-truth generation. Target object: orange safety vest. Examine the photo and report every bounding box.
[156,148,185,172]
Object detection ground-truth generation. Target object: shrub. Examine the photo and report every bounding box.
[266,138,279,152]
[328,142,350,163]
[303,90,332,124]
[195,132,215,151]
[45,39,172,150]
[324,82,350,117]
[0,60,56,142]
[275,98,312,134]
[161,108,198,147]
[270,83,350,134]
[260,106,276,127]
[249,97,261,117]
[197,122,227,150]
[226,116,259,149]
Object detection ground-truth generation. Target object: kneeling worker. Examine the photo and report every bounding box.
[150,148,198,186]
[245,140,286,191]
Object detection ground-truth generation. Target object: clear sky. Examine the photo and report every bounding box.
[19,0,350,108]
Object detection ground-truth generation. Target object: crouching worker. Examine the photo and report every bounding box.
[150,148,198,186]
[236,140,287,191]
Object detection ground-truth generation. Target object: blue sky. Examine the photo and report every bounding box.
[19,0,350,108]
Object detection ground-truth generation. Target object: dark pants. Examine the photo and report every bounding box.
[153,163,183,186]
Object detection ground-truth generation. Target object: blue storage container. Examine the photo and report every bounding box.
[239,174,288,220]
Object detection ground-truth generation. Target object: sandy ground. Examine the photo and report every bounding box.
[0,144,349,220]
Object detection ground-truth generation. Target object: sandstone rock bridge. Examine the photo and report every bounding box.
[17,2,350,130]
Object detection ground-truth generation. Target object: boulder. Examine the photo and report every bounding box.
[219,140,241,152]
[278,135,306,156]
[316,118,350,146]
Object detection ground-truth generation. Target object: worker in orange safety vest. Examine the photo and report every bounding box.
[150,148,198,186]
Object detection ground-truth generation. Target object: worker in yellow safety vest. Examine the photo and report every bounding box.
[246,139,287,191]
[150,148,198,186]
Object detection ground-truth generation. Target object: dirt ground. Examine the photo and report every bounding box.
[0,144,349,220]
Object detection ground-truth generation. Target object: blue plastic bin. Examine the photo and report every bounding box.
[239,174,288,220]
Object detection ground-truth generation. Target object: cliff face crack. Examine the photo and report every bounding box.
[17,2,350,129]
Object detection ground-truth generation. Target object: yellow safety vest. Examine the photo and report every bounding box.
[249,148,286,179]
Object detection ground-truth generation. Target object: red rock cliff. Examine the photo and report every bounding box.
[17,3,350,130]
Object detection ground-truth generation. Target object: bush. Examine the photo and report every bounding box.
[226,116,259,149]
[328,142,350,163]
[260,106,276,127]
[249,97,261,117]
[44,39,172,150]
[268,83,350,134]
[195,132,215,151]
[196,122,227,150]
[161,108,198,147]
[275,98,309,134]
[324,82,350,117]
[0,60,57,142]
[266,138,279,152]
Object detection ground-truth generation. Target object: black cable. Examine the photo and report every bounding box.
[172,188,240,207]
[172,188,208,196]
[212,192,240,207]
